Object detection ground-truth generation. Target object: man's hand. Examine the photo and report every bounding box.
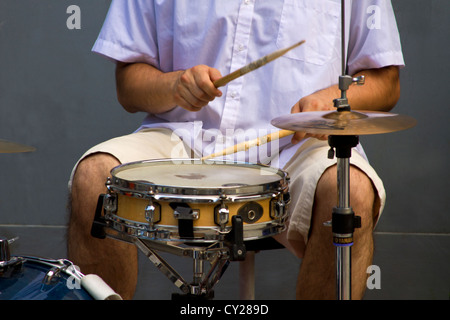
[289,66,401,144]
[290,90,335,144]
[116,62,223,114]
[173,65,223,112]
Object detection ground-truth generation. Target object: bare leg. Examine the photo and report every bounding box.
[67,153,138,300]
[296,165,376,300]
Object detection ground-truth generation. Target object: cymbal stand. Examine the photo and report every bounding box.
[328,69,364,301]
[324,0,363,300]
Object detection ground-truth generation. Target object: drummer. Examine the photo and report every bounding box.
[68,0,404,300]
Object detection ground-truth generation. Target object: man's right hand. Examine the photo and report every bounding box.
[173,65,223,112]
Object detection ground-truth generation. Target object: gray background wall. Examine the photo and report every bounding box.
[0,0,448,300]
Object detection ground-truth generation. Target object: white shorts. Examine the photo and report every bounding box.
[69,129,386,258]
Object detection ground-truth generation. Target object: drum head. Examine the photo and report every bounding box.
[110,159,288,197]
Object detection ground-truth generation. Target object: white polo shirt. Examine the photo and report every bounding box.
[92,0,404,167]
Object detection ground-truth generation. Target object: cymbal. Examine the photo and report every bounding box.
[271,110,417,135]
[0,139,36,153]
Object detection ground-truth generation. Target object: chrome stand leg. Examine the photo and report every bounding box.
[328,135,361,300]
[133,238,230,299]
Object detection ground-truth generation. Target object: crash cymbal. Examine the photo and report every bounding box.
[0,139,36,153]
[271,110,417,135]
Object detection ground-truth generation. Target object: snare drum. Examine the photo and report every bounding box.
[102,159,290,243]
[0,256,93,300]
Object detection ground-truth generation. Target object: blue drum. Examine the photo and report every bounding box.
[0,256,93,300]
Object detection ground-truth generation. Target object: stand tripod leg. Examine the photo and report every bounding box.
[133,238,191,295]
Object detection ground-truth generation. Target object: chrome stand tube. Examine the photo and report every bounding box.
[328,135,361,300]
[336,157,351,300]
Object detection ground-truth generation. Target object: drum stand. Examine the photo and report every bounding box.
[133,238,230,300]
[92,212,249,300]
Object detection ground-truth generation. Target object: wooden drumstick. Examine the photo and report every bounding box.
[213,40,305,88]
[201,129,294,160]
[202,41,304,160]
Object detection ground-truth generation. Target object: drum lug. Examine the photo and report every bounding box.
[214,203,229,230]
[145,199,161,226]
[270,191,291,219]
[103,193,117,213]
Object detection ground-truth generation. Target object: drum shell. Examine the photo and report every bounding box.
[103,159,290,242]
[115,193,275,226]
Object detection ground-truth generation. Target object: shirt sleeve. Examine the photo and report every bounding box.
[347,0,405,75]
[91,0,159,67]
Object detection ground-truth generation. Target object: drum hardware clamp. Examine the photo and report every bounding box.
[170,203,200,239]
[0,237,24,272]
[172,205,200,221]
[91,194,112,239]
[224,216,247,261]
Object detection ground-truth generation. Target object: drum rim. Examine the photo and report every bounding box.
[109,158,289,197]
[105,212,287,243]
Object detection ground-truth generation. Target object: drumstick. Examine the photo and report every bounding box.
[203,41,304,160]
[201,129,294,160]
[213,40,305,88]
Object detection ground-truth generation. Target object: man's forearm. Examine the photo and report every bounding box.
[303,66,401,113]
[291,66,401,143]
[345,66,400,112]
[115,62,182,114]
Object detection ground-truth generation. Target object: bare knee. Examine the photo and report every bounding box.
[315,165,376,227]
[68,153,120,241]
[72,153,120,191]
